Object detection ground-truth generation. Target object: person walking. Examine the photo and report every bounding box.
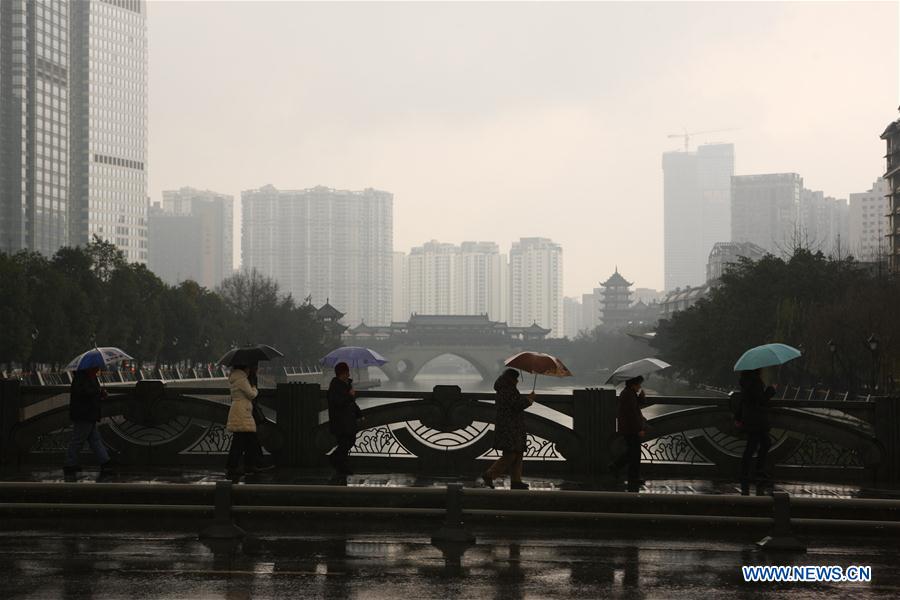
[63,367,113,477]
[481,368,535,490]
[225,364,263,480]
[327,362,362,476]
[735,369,776,495]
[610,376,647,492]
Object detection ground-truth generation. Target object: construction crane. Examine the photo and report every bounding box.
[668,128,738,152]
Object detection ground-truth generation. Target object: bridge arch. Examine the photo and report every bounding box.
[377,347,508,383]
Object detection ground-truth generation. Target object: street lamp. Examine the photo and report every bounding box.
[827,340,837,390]
[866,334,880,392]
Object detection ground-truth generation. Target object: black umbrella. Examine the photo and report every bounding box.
[218,344,284,367]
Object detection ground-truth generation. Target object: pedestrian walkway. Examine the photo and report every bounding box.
[0,466,882,498]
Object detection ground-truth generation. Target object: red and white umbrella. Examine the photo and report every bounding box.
[504,351,573,391]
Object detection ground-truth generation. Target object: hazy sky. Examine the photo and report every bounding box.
[148,1,899,295]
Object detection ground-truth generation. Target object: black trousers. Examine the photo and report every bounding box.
[740,429,771,483]
[330,434,356,474]
[227,431,262,471]
[613,434,642,492]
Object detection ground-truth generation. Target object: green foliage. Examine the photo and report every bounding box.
[654,249,899,389]
[0,242,336,367]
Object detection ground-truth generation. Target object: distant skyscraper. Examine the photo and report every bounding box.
[509,237,563,337]
[706,241,766,282]
[241,185,393,326]
[731,173,802,255]
[799,188,849,256]
[147,204,201,286]
[662,143,734,291]
[581,292,598,333]
[407,240,461,316]
[392,251,409,322]
[69,0,149,262]
[460,241,508,322]
[562,296,583,339]
[148,187,234,288]
[849,178,891,261]
[881,112,900,272]
[405,240,508,322]
[0,0,71,255]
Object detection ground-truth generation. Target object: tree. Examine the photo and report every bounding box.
[653,248,895,390]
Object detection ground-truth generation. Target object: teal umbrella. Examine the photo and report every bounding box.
[733,343,801,372]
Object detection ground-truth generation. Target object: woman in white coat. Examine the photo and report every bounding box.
[225,365,261,479]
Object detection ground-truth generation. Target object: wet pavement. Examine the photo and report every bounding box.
[1,529,898,599]
[2,468,899,597]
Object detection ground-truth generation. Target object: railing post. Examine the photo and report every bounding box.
[873,396,900,486]
[199,480,245,540]
[431,483,476,544]
[572,388,617,482]
[0,379,22,465]
[756,491,806,552]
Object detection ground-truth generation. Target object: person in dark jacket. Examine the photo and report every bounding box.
[610,376,647,492]
[327,362,362,476]
[481,369,535,490]
[64,367,112,476]
[735,369,776,495]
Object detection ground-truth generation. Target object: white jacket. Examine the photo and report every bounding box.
[226,369,258,433]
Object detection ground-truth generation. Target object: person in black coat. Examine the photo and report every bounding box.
[481,369,535,490]
[610,376,647,492]
[735,369,776,495]
[64,367,112,475]
[327,362,362,476]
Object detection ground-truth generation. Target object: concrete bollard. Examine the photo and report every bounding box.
[756,491,807,552]
[431,483,476,544]
[199,481,246,540]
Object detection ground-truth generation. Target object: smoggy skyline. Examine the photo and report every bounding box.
[148,1,898,294]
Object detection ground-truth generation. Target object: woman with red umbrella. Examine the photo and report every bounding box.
[481,368,535,490]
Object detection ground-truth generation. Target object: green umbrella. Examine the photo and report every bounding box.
[733,343,801,372]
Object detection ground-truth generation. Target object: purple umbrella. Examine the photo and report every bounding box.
[320,346,388,369]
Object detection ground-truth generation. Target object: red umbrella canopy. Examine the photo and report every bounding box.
[504,352,573,377]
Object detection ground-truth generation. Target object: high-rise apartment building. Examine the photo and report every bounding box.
[882,112,900,272]
[148,187,234,288]
[662,143,734,291]
[562,296,583,339]
[799,188,849,256]
[849,178,891,261]
[69,0,148,262]
[392,251,409,322]
[241,185,393,326]
[580,292,598,333]
[407,240,461,316]
[405,240,508,322]
[731,173,802,255]
[706,241,766,282]
[460,241,508,322]
[509,237,563,337]
[147,203,200,286]
[0,0,71,255]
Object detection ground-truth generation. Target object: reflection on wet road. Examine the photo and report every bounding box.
[2,531,898,599]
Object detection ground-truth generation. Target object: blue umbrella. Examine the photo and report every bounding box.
[320,346,388,369]
[66,347,134,372]
[733,343,801,372]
